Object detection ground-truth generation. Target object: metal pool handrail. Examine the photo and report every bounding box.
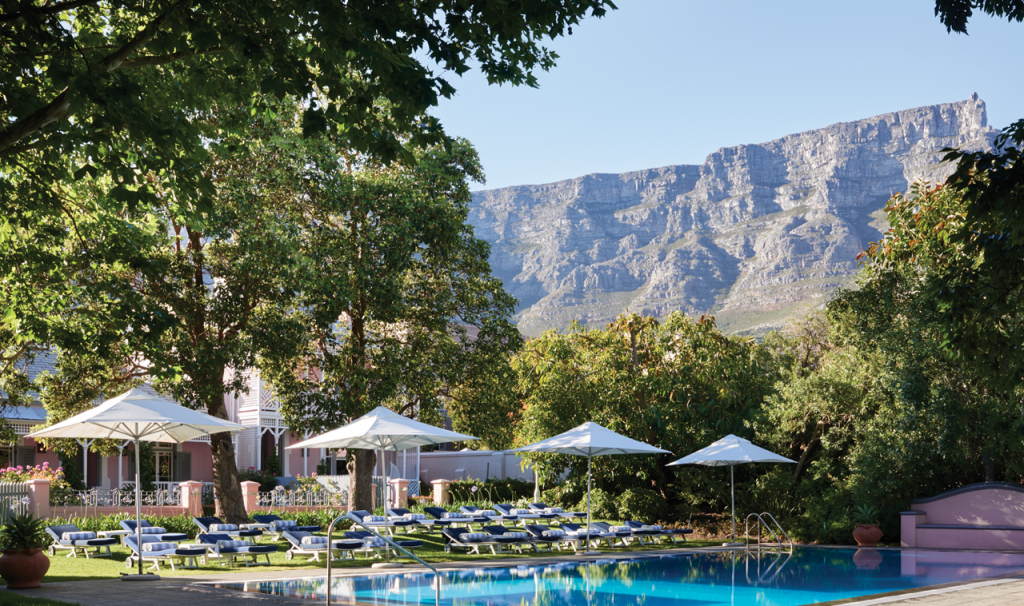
[744,513,788,551]
[325,512,442,606]
[758,512,793,549]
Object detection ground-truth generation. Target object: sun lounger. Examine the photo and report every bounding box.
[523,524,569,552]
[530,502,586,521]
[387,508,442,532]
[424,506,485,528]
[496,503,550,521]
[558,523,618,549]
[349,509,418,536]
[193,516,263,543]
[198,533,277,566]
[624,520,692,543]
[440,527,517,555]
[343,530,423,559]
[252,514,319,541]
[45,524,118,559]
[282,530,363,562]
[588,522,633,547]
[481,525,533,553]
[462,505,519,524]
[125,535,207,571]
[119,519,189,543]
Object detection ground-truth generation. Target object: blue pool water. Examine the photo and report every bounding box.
[211,548,1024,606]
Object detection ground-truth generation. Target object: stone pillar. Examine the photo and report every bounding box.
[26,479,51,519]
[900,510,926,547]
[390,479,409,508]
[431,479,450,506]
[241,480,260,513]
[179,480,205,517]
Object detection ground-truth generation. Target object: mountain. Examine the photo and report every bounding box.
[468,95,997,335]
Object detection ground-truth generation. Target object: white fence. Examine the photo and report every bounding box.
[0,482,30,521]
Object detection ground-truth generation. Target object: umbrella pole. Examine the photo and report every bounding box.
[730,464,735,540]
[585,454,592,551]
[383,447,389,563]
[135,437,144,576]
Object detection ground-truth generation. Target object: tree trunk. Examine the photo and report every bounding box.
[204,390,248,523]
[210,432,248,523]
[348,449,376,511]
[983,454,996,482]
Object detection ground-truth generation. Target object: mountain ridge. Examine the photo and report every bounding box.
[469,95,997,335]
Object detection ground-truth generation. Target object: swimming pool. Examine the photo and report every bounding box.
[211,548,1024,606]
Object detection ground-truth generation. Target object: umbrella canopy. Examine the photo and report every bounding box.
[28,387,245,580]
[667,434,795,539]
[511,422,671,457]
[288,406,478,565]
[287,406,478,452]
[28,387,246,443]
[510,422,669,553]
[668,434,795,467]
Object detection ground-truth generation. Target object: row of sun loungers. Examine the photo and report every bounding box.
[45,506,691,570]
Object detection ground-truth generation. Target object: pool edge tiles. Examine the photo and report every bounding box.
[203,548,1024,606]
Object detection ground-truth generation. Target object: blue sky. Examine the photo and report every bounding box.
[428,0,1024,190]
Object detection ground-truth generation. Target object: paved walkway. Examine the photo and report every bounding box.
[5,548,1024,606]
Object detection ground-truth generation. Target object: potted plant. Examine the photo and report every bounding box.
[0,513,51,588]
[851,503,883,547]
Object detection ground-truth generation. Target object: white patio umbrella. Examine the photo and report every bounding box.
[28,387,245,580]
[509,422,670,553]
[287,406,479,564]
[667,434,795,539]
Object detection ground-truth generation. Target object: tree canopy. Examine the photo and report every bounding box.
[0,0,614,356]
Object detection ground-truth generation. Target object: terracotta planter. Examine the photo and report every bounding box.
[852,524,883,547]
[0,548,50,589]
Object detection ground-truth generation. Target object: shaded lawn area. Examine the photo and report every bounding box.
[0,593,77,606]
[40,531,722,583]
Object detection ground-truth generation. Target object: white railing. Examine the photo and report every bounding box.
[257,489,349,508]
[0,482,30,520]
[53,487,182,507]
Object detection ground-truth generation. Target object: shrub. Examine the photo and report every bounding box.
[617,487,666,523]
[252,508,352,532]
[238,466,277,492]
[449,478,535,504]
[541,483,582,509]
[288,474,325,492]
[574,487,617,520]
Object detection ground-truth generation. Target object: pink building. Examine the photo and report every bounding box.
[1,357,344,489]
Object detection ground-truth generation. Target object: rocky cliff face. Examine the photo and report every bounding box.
[469,95,997,335]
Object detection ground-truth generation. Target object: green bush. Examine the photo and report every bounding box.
[239,466,278,492]
[617,487,666,523]
[541,482,583,509]
[251,508,352,532]
[449,478,535,504]
[575,487,617,520]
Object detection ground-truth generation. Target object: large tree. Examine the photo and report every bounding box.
[19,106,328,521]
[0,0,614,392]
[504,312,779,514]
[902,1,1024,387]
[258,137,521,511]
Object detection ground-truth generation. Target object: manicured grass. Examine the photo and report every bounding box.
[40,531,722,583]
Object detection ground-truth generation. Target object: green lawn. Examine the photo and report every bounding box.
[40,531,722,583]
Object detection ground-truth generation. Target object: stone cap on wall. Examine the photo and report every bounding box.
[910,482,1024,505]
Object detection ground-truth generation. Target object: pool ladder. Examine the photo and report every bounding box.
[744,512,793,552]
[323,512,442,606]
